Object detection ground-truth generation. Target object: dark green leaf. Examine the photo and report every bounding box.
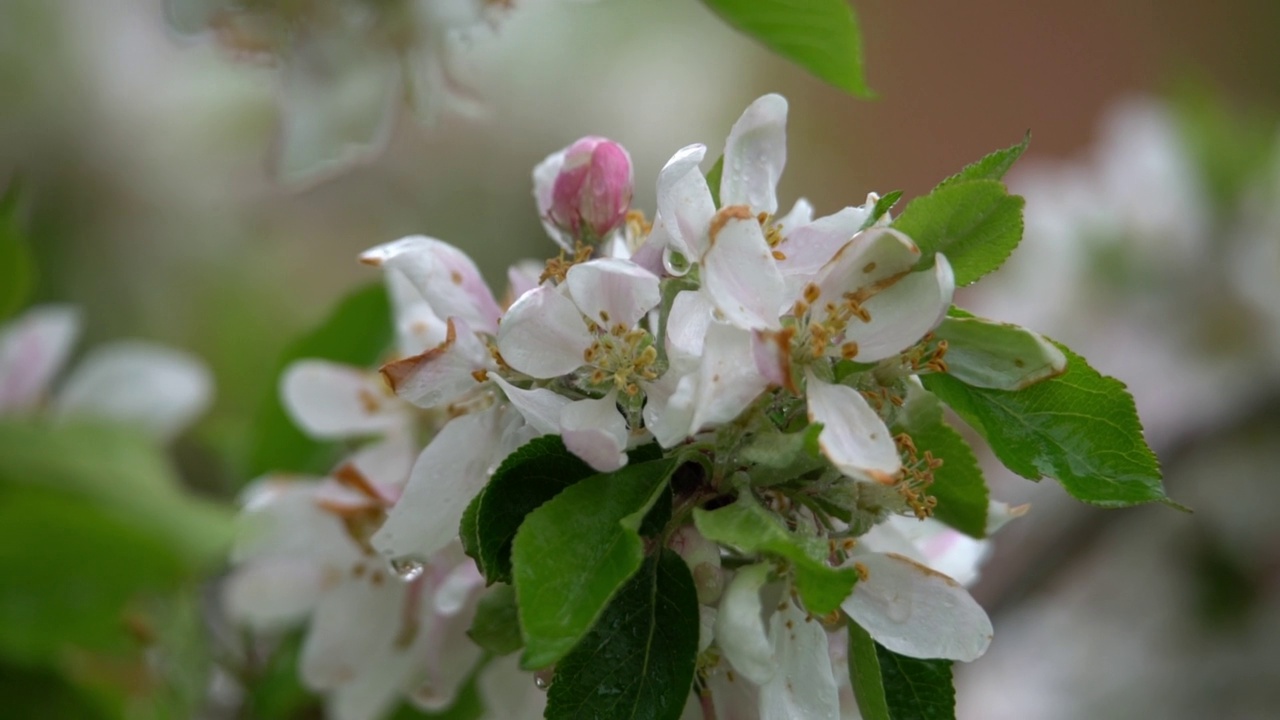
[468,584,523,656]
[922,346,1171,508]
[469,436,596,583]
[701,0,872,97]
[0,181,36,320]
[0,664,117,720]
[545,550,698,720]
[513,457,680,669]
[845,620,890,720]
[470,437,662,584]
[860,190,904,230]
[894,385,988,538]
[876,643,955,720]
[246,282,393,477]
[892,179,1025,286]
[693,494,856,614]
[939,132,1031,187]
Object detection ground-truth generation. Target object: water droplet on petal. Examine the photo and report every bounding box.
[662,247,691,277]
[389,557,425,582]
[534,667,554,691]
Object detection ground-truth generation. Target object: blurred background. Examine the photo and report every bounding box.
[2,0,1279,717]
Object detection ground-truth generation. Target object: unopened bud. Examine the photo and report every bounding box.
[548,136,633,241]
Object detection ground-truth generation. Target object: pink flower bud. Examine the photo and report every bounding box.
[548,136,633,241]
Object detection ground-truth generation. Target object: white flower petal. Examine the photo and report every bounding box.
[380,318,492,409]
[496,285,593,378]
[0,305,80,413]
[841,552,993,662]
[222,559,325,630]
[656,144,715,258]
[566,258,661,330]
[491,375,570,435]
[715,563,776,685]
[505,259,545,306]
[434,561,484,617]
[372,406,512,562]
[360,236,502,335]
[866,516,990,588]
[642,371,697,448]
[805,373,900,484]
[776,206,872,300]
[232,479,363,563]
[664,291,714,362]
[279,360,402,440]
[347,430,418,491]
[986,499,1029,535]
[52,341,213,441]
[844,254,955,363]
[300,579,406,690]
[702,209,785,331]
[759,599,840,720]
[477,654,547,720]
[387,268,450,357]
[813,227,922,321]
[721,94,788,214]
[533,148,572,250]
[560,391,628,472]
[689,322,771,434]
[775,198,815,233]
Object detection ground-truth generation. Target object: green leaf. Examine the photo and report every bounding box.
[932,316,1067,391]
[693,494,856,614]
[513,457,680,669]
[845,620,890,720]
[859,190,904,231]
[468,584,523,656]
[739,422,825,484]
[892,179,1025,286]
[894,384,989,538]
[701,0,872,97]
[545,550,698,720]
[0,181,36,320]
[0,420,233,665]
[705,155,724,209]
[922,346,1171,508]
[939,132,1031,187]
[468,435,597,584]
[469,437,663,584]
[0,664,117,720]
[876,643,955,720]
[246,282,393,477]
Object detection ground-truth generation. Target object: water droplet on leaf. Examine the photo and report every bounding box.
[534,667,554,690]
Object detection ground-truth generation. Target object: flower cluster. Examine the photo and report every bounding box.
[228,94,1074,720]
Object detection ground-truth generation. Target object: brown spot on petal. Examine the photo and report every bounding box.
[708,205,755,245]
[450,270,464,285]
[863,261,877,273]
[380,319,458,392]
[333,463,387,505]
[883,552,963,586]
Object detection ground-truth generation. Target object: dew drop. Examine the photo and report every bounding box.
[662,247,691,277]
[389,557,425,582]
[534,667,554,691]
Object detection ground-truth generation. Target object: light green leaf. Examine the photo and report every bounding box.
[860,190,904,230]
[939,132,1031,187]
[0,182,36,321]
[845,620,890,720]
[895,383,989,538]
[246,282,392,478]
[892,179,1024,286]
[701,0,872,97]
[467,584,523,656]
[933,316,1067,391]
[922,346,1172,508]
[693,495,856,614]
[545,550,698,720]
[513,457,679,669]
[0,420,233,665]
[705,155,725,210]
